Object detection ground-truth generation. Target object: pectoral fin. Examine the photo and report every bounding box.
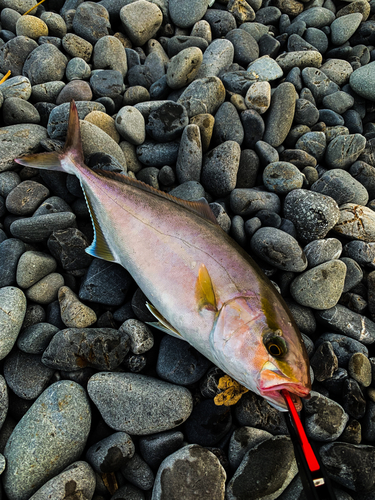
[146,302,183,338]
[195,264,217,312]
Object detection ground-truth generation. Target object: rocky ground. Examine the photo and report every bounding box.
[1,0,375,499]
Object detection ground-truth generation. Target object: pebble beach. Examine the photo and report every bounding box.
[1,0,375,498]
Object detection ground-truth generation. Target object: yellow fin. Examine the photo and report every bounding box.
[14,151,64,171]
[146,302,182,337]
[195,264,217,311]
[82,182,116,262]
[214,375,249,406]
[95,169,219,226]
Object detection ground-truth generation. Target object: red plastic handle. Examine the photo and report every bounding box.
[281,389,320,473]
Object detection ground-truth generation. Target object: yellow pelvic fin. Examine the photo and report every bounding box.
[146,302,183,338]
[195,264,217,311]
[95,169,219,226]
[83,184,116,262]
[14,151,64,171]
[214,375,249,406]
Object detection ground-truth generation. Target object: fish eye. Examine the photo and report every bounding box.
[264,334,287,358]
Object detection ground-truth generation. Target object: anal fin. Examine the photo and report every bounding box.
[146,302,183,338]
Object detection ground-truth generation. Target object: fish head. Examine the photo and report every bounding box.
[209,293,311,411]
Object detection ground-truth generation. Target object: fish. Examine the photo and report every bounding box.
[15,100,311,411]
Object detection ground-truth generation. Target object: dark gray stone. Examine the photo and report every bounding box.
[316,306,375,345]
[264,82,296,148]
[304,391,348,441]
[230,188,280,217]
[139,430,184,470]
[311,169,369,206]
[22,43,68,86]
[86,432,135,473]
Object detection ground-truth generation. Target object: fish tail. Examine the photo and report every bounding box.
[14,100,84,174]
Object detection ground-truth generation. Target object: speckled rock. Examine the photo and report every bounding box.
[195,39,234,79]
[0,286,26,360]
[201,140,241,197]
[84,110,120,143]
[177,76,225,118]
[87,372,193,435]
[311,170,369,206]
[72,2,110,45]
[120,0,163,46]
[167,47,203,89]
[169,0,209,28]
[16,15,48,40]
[80,119,126,166]
[0,123,47,172]
[152,445,226,500]
[325,134,366,170]
[29,461,96,500]
[16,251,57,289]
[334,204,375,242]
[22,43,68,86]
[263,161,304,194]
[2,381,91,500]
[290,260,347,309]
[0,36,38,77]
[245,81,271,114]
[304,391,348,442]
[62,33,93,63]
[283,189,340,243]
[264,82,296,148]
[58,286,97,328]
[115,105,145,145]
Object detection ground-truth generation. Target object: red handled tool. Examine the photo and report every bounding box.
[281,389,337,500]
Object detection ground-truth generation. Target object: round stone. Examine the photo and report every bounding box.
[290,260,347,309]
[6,180,49,216]
[283,189,340,243]
[250,227,307,272]
[62,33,93,63]
[349,353,372,387]
[72,2,110,45]
[87,372,193,435]
[25,273,64,305]
[120,0,163,46]
[84,111,119,143]
[247,55,283,82]
[195,39,234,79]
[334,204,375,242]
[86,432,135,473]
[264,82,296,148]
[330,13,363,46]
[201,140,241,197]
[325,134,366,169]
[304,391,348,442]
[245,81,271,114]
[16,251,56,289]
[16,15,48,40]
[2,381,91,500]
[58,286,97,328]
[55,80,92,105]
[93,35,128,77]
[115,105,145,145]
[146,102,188,142]
[263,161,304,194]
[22,43,68,86]
[176,124,202,183]
[311,169,369,206]
[350,61,375,101]
[304,238,342,268]
[166,47,203,89]
[178,76,226,118]
[0,286,26,360]
[169,0,209,28]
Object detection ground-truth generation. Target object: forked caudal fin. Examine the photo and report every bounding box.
[14,100,84,174]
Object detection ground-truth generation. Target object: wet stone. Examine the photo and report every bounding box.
[177,76,225,118]
[304,238,342,269]
[137,140,179,167]
[87,372,193,435]
[152,445,226,500]
[90,70,123,99]
[22,43,68,86]
[42,328,129,371]
[290,259,346,310]
[0,286,26,360]
[349,353,372,387]
[226,436,297,500]
[316,306,375,345]
[212,101,244,146]
[294,99,320,127]
[304,391,348,441]
[16,322,59,355]
[6,180,49,216]
[72,2,110,45]
[47,227,92,271]
[310,341,338,382]
[176,123,202,183]
[295,131,326,162]
[119,319,154,355]
[235,391,287,434]
[302,67,340,104]
[283,189,340,244]
[231,189,280,217]
[320,442,375,492]
[146,102,188,142]
[0,36,38,77]
[201,141,241,197]
[342,378,367,420]
[10,212,76,243]
[228,426,272,472]
[138,430,184,470]
[250,227,307,272]
[241,109,265,149]
[29,461,95,500]
[325,134,366,170]
[16,250,56,289]
[0,238,25,287]
[184,398,232,447]
[79,259,133,307]
[263,161,304,194]
[120,452,154,490]
[3,97,40,126]
[156,335,212,386]
[86,432,135,473]
[311,170,369,206]
[334,204,375,243]
[3,349,54,400]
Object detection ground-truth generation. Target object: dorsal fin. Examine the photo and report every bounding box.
[94,169,219,226]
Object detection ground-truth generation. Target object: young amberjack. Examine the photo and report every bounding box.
[15,101,311,411]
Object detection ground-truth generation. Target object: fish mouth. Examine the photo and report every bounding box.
[259,361,311,411]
